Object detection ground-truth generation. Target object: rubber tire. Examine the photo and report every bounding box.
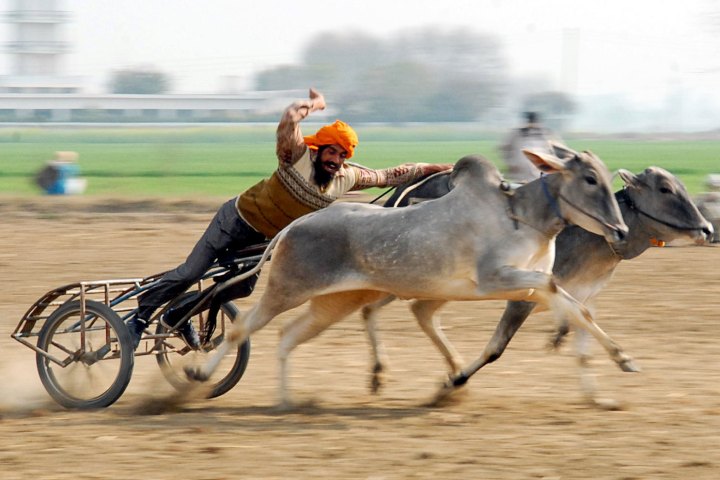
[36,299,134,409]
[155,293,251,399]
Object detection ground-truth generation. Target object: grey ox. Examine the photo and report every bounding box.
[362,162,714,408]
[188,145,632,407]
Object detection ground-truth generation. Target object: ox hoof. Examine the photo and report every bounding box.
[183,365,210,382]
[546,334,565,351]
[370,363,388,394]
[618,358,641,373]
[424,382,468,408]
[370,375,382,394]
[370,372,388,394]
[547,326,570,351]
[589,397,625,411]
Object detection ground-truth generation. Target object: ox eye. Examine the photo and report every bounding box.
[660,187,672,194]
[585,176,597,185]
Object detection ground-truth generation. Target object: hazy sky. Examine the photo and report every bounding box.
[2,0,720,109]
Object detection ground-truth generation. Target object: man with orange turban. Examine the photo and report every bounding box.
[127,89,452,350]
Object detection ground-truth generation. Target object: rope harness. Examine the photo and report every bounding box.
[505,174,566,237]
[368,187,395,205]
[541,173,565,222]
[617,188,703,232]
[390,170,453,207]
[368,170,453,206]
[506,173,630,244]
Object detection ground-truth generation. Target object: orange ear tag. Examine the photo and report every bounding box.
[650,238,666,247]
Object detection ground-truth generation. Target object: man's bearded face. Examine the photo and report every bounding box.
[313,144,348,187]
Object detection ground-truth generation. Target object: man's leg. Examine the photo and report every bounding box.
[129,198,259,349]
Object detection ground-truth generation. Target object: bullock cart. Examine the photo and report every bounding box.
[10,243,269,409]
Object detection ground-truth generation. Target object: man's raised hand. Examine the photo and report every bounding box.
[309,88,326,112]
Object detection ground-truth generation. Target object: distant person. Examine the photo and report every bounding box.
[126,88,453,350]
[499,111,561,183]
[35,151,87,195]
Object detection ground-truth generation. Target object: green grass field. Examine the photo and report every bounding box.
[0,125,717,196]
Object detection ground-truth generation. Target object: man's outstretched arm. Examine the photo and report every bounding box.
[351,162,453,189]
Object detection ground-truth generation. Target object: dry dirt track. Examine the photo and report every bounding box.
[0,196,718,480]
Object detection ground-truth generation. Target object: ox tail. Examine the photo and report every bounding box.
[391,170,452,207]
[211,210,323,298]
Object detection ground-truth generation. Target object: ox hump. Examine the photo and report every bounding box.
[451,154,504,191]
[451,155,503,196]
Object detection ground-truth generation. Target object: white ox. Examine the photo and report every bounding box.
[188,147,632,407]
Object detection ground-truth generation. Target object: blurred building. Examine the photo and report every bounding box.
[0,1,303,123]
[0,90,306,122]
[0,0,82,94]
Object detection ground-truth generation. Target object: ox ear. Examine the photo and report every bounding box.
[522,149,565,174]
[617,168,640,188]
[548,142,577,160]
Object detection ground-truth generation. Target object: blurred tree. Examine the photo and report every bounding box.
[302,31,388,96]
[253,27,508,122]
[255,65,314,90]
[109,68,171,94]
[346,62,437,122]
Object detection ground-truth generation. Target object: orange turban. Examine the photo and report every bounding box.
[303,120,359,159]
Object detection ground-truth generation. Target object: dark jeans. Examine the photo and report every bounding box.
[137,197,266,319]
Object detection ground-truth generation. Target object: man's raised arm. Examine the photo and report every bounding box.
[276,88,326,167]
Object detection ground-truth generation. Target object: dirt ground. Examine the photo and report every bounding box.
[0,196,718,480]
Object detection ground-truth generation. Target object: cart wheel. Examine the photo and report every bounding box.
[155,293,250,399]
[36,300,134,409]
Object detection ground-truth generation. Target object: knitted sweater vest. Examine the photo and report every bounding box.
[237,164,337,238]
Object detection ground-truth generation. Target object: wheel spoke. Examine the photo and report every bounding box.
[36,300,134,409]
